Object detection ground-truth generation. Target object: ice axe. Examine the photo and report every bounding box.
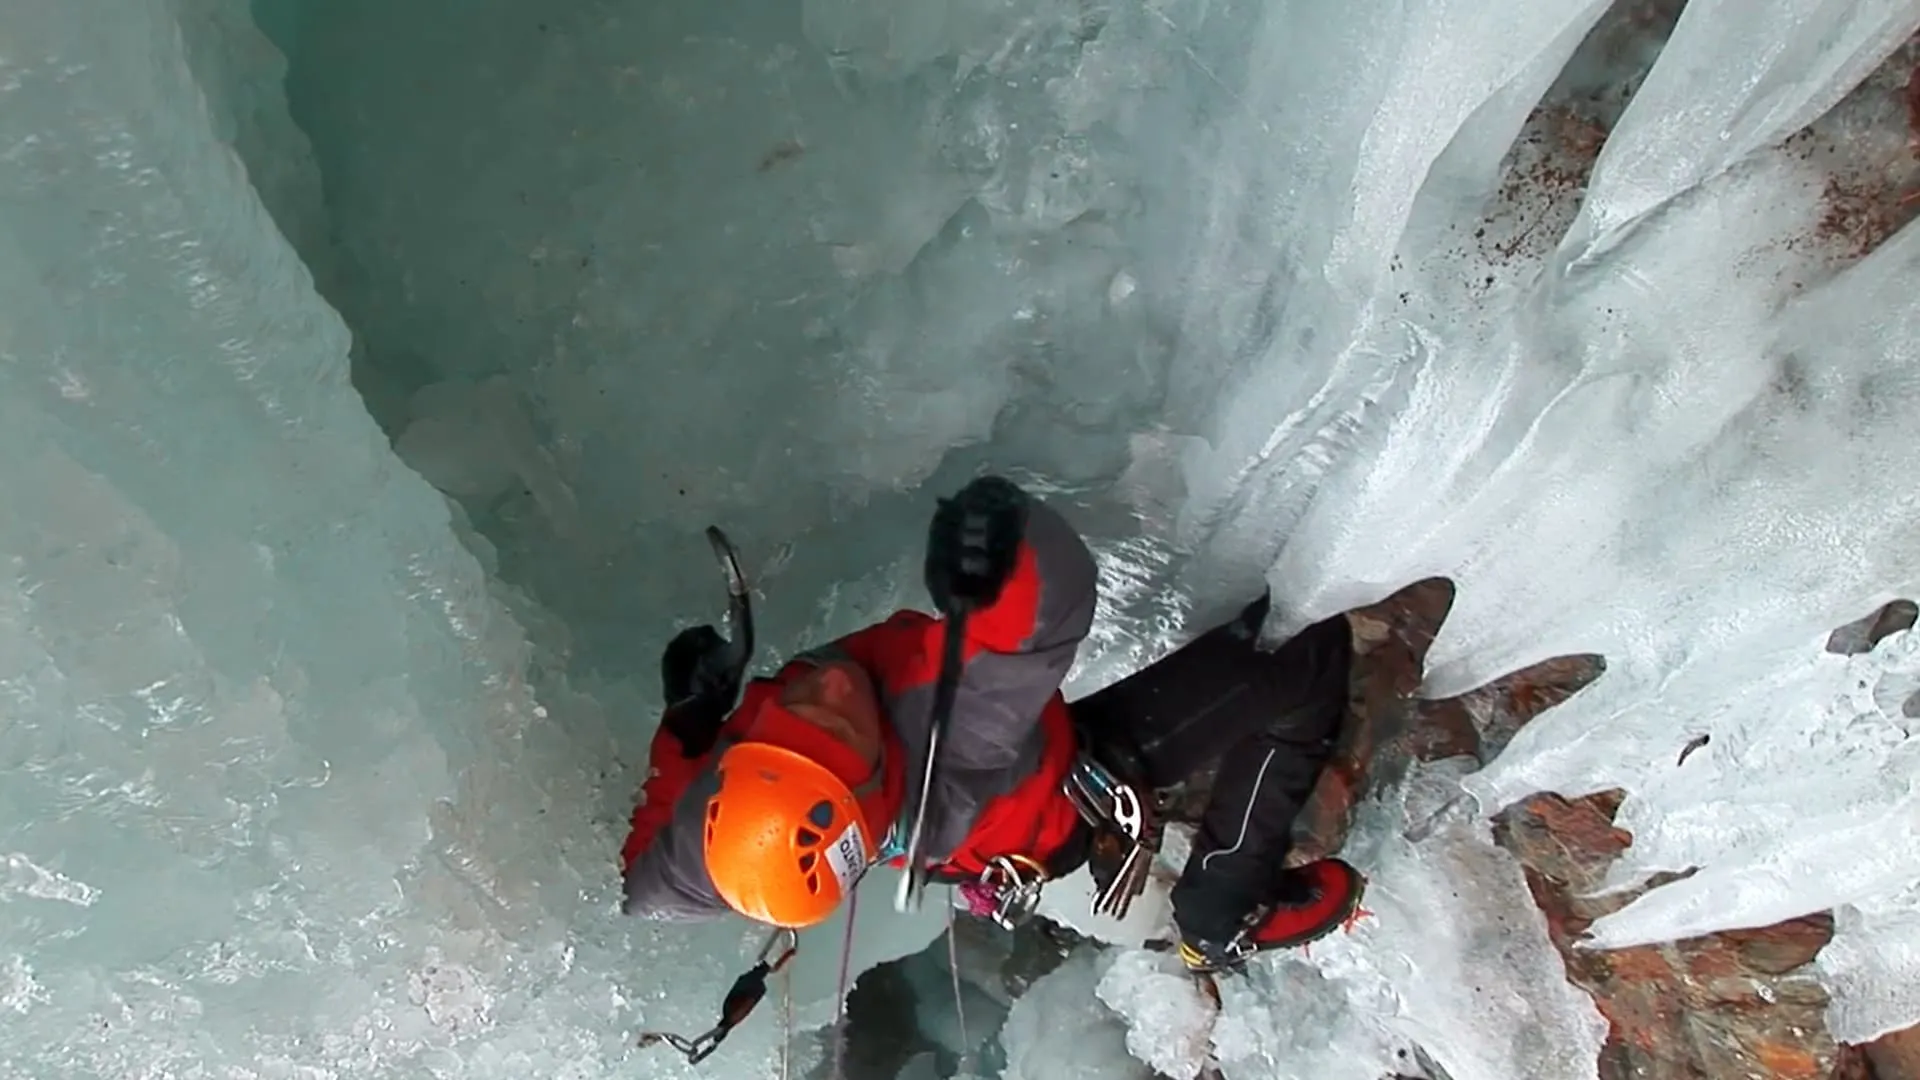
[703,525,754,685]
[893,606,968,914]
[651,526,755,758]
[894,478,1027,914]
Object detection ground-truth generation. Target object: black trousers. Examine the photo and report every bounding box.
[1068,594,1354,943]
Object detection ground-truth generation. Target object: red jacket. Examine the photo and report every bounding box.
[621,499,1099,918]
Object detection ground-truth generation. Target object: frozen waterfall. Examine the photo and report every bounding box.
[2,0,1918,1077]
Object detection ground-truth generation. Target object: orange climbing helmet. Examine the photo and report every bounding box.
[703,740,879,928]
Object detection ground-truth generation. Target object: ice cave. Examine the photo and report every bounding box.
[3,0,1920,1077]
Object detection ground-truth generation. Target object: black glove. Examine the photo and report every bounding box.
[924,476,1030,616]
[662,624,738,706]
[659,625,741,758]
[659,696,729,759]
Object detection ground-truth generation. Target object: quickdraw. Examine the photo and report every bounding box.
[1063,754,1158,921]
[638,928,797,1065]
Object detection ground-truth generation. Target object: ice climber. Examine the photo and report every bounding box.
[620,475,1365,979]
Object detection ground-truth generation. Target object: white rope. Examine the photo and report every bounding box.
[829,888,859,1080]
[945,897,973,1074]
[779,955,792,1080]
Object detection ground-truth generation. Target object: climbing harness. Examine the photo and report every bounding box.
[637,928,797,1065]
[948,753,1160,932]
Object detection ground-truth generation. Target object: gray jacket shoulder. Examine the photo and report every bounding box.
[621,755,731,922]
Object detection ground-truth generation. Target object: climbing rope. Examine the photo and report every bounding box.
[779,951,793,1080]
[946,897,973,1074]
[829,887,859,1080]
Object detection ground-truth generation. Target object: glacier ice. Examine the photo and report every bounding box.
[1155,0,1920,1044]
[7,0,1920,1077]
[1818,881,1920,1043]
[1564,0,1920,257]
[0,2,946,1077]
[1086,759,1608,1080]
[1093,949,1216,1080]
[998,949,1151,1080]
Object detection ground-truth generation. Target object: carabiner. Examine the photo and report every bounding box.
[977,854,1046,931]
[756,927,798,970]
[639,929,800,1065]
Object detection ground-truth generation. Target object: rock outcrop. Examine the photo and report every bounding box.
[1298,579,1919,1080]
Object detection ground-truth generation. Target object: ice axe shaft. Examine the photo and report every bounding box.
[894,609,968,913]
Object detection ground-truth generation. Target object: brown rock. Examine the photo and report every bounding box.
[1723,916,1834,975]
[1494,789,1852,1079]
[1866,1023,1920,1079]
[1751,1037,1824,1079]
[1831,1043,1879,1080]
[1293,578,1455,854]
[1417,652,1605,762]
[1827,599,1919,656]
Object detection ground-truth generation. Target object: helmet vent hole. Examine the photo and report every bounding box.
[796,827,821,848]
[798,852,817,872]
[806,872,821,895]
[706,803,720,822]
[806,800,835,829]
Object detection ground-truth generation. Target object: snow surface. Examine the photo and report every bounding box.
[4,0,1920,1078]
